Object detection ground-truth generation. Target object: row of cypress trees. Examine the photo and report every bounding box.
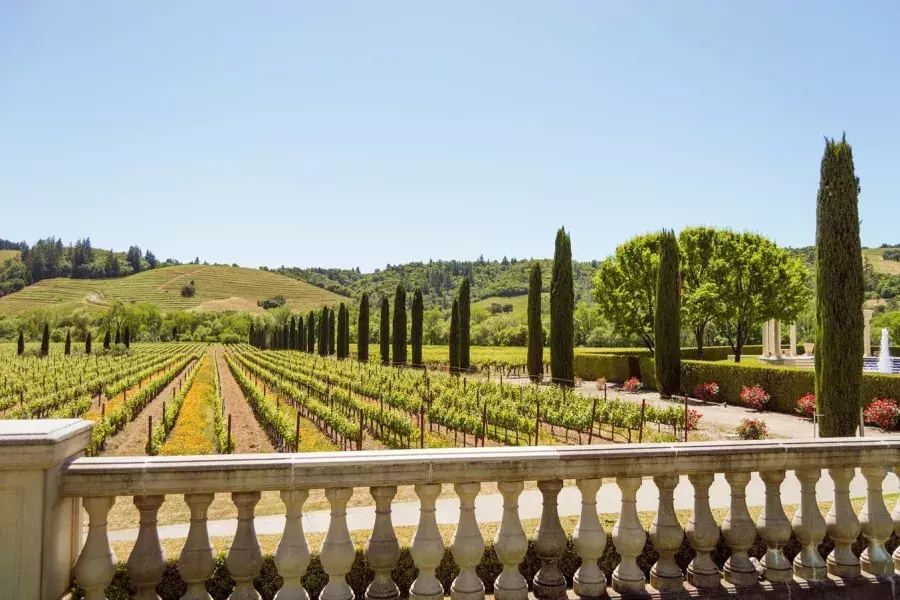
[15,326,103,357]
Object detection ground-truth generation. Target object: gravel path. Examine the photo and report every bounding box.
[216,351,275,453]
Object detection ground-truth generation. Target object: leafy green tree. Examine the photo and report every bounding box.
[17,330,24,355]
[65,329,72,355]
[40,323,50,356]
[449,298,460,373]
[411,288,423,366]
[815,135,864,437]
[679,226,723,358]
[527,262,543,381]
[358,293,370,362]
[328,308,336,355]
[337,303,347,359]
[126,246,142,273]
[144,249,158,269]
[85,332,92,354]
[654,230,681,396]
[458,278,471,370]
[593,233,661,350]
[393,286,407,365]
[380,298,390,364]
[551,227,574,386]
[307,311,316,353]
[104,329,111,350]
[105,249,121,277]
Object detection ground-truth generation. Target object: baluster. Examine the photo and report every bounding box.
[650,474,683,591]
[494,481,528,600]
[128,495,166,600]
[179,493,216,600]
[825,467,860,578]
[228,491,263,599]
[321,487,355,600]
[74,496,117,600]
[451,482,485,600]
[366,486,401,600]
[409,483,445,600]
[757,470,792,582]
[573,478,607,599]
[792,469,827,580]
[893,465,900,572]
[275,490,311,600]
[533,479,566,600]
[612,476,645,593]
[722,472,756,586]
[686,473,720,588]
[860,466,894,575]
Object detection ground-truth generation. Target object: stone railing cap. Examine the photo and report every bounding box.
[0,419,94,469]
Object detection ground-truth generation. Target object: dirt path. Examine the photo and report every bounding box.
[102,361,197,456]
[216,352,275,453]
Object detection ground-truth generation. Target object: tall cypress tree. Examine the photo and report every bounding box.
[392,286,407,365]
[815,135,864,437]
[17,330,24,355]
[458,278,471,371]
[654,230,681,397]
[318,307,328,356]
[65,330,72,356]
[104,329,111,350]
[380,298,390,365]
[337,303,347,359]
[411,288,423,367]
[115,327,121,345]
[358,293,370,362]
[298,316,305,350]
[40,323,50,356]
[527,262,543,382]
[124,326,131,349]
[328,308,336,355]
[290,316,297,350]
[249,323,255,347]
[550,227,574,386]
[449,299,460,374]
[85,331,92,354]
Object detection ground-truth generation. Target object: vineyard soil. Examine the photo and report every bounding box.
[215,352,275,453]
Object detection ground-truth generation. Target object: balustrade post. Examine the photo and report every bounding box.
[451,482,486,600]
[792,469,827,580]
[128,495,166,600]
[722,472,756,586]
[686,472,720,588]
[650,474,683,591]
[275,489,311,600]
[533,479,567,600]
[860,466,894,575]
[73,496,117,600]
[321,487,355,600]
[366,486,401,600]
[179,493,216,600]
[757,470,792,582]
[494,481,528,600]
[573,478,607,599]
[228,491,263,600]
[892,466,900,572]
[409,483,445,600]
[612,476,645,594]
[825,467,860,578]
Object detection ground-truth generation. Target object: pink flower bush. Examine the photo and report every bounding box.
[796,394,816,418]
[693,382,719,403]
[685,409,703,431]
[623,377,641,393]
[740,385,770,411]
[736,418,768,440]
[863,399,900,430]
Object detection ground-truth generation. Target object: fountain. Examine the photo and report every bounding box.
[878,328,893,373]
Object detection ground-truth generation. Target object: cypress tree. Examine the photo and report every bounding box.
[550,227,575,386]
[249,323,255,347]
[449,299,460,374]
[342,306,350,357]
[411,288,423,367]
[337,303,347,359]
[115,327,121,345]
[17,330,24,355]
[104,330,111,350]
[85,332,92,354]
[41,323,50,356]
[290,316,297,350]
[527,262,543,382]
[65,330,72,356]
[654,230,681,397]
[458,278,471,371]
[328,308,336,355]
[307,311,315,352]
[392,286,407,365]
[318,307,328,356]
[124,326,131,349]
[172,326,178,341]
[358,293,370,362]
[298,316,305,350]
[380,298,390,365]
[815,135,864,437]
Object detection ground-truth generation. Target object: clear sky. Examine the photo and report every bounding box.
[1,1,898,271]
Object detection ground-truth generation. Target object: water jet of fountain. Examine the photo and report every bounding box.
[877,328,892,374]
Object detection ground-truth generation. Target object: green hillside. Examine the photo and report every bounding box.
[863,247,900,275]
[0,264,345,316]
[0,250,19,262]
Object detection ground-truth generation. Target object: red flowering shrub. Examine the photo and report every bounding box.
[796,394,816,418]
[736,418,768,440]
[863,399,900,430]
[740,385,770,411]
[623,377,641,393]
[685,409,702,431]
[693,382,720,403]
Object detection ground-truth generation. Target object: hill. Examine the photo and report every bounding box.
[863,247,900,275]
[0,250,19,262]
[0,264,345,316]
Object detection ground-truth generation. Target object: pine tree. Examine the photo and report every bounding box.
[104,330,111,350]
[298,316,305,350]
[328,308,336,355]
[816,135,864,437]
[124,326,131,349]
[318,307,329,356]
[358,293,370,362]
[337,304,347,359]
[654,230,681,397]
[449,299,460,374]
[65,330,72,356]
[85,332,92,354]
[307,311,316,353]
[40,323,50,356]
[17,330,24,355]
[550,227,575,386]
[380,298,390,365]
[115,327,121,345]
[458,278,471,371]
[527,262,543,382]
[411,288,423,366]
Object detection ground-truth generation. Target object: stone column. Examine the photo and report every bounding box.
[0,419,93,600]
[773,321,782,359]
[790,324,797,357]
[532,480,567,600]
[864,310,874,357]
[762,322,769,357]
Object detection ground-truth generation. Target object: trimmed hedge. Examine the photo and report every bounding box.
[76,529,897,599]
[573,354,631,382]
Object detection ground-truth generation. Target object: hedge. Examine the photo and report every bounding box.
[74,529,896,600]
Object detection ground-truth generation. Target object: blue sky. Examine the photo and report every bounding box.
[1,1,898,271]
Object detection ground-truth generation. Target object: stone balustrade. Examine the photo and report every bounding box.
[4,420,900,599]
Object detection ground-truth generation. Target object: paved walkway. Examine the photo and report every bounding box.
[109,468,899,542]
